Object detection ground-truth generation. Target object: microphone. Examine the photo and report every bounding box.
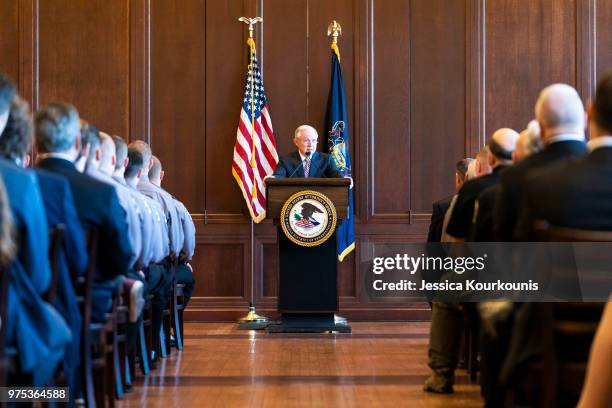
[288,151,312,178]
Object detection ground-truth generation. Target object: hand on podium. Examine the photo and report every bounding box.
[345,176,353,189]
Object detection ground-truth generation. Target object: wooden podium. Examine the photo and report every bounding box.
[265,178,352,333]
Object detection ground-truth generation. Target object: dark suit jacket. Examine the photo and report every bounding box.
[35,169,87,390]
[427,195,452,242]
[494,140,587,241]
[471,184,500,242]
[272,151,342,178]
[0,159,71,385]
[446,165,508,240]
[37,157,132,321]
[501,148,612,389]
[517,146,612,238]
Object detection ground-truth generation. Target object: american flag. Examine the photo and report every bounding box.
[295,218,315,229]
[232,38,278,223]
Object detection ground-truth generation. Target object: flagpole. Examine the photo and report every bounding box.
[237,16,269,327]
[327,20,349,326]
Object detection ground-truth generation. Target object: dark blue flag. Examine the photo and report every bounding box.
[325,46,355,261]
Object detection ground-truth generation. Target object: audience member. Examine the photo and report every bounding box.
[424,129,518,394]
[432,158,476,242]
[512,120,542,162]
[130,141,183,259]
[1,95,85,396]
[0,74,70,386]
[494,84,587,241]
[149,155,196,307]
[35,103,132,322]
[471,129,520,241]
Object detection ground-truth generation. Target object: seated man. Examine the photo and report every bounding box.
[0,94,85,396]
[424,129,518,394]
[427,158,473,243]
[85,131,145,322]
[149,155,196,307]
[129,140,183,259]
[35,103,132,322]
[0,73,70,385]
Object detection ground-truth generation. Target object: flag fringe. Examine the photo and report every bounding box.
[338,242,355,262]
[232,167,266,223]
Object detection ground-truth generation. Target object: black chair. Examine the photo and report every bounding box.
[44,224,65,305]
[76,228,106,408]
[0,263,10,390]
[174,282,186,349]
[523,222,607,407]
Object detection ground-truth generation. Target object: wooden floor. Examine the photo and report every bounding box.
[117,322,482,407]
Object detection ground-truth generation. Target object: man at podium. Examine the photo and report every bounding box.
[271,125,342,178]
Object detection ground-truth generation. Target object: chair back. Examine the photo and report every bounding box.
[44,224,65,304]
[0,263,9,362]
[534,219,612,242]
[532,220,606,407]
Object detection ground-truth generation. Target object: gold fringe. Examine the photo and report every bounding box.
[331,43,341,63]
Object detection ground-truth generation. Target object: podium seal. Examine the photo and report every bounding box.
[280,190,337,247]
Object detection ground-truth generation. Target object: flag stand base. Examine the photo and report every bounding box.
[237,306,271,330]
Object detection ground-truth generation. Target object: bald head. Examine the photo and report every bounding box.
[128,140,152,177]
[99,132,116,175]
[535,84,585,140]
[492,128,519,152]
[149,155,164,186]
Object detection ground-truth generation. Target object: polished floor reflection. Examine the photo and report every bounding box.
[117,322,482,407]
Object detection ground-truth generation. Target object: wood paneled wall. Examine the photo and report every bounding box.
[1,0,610,321]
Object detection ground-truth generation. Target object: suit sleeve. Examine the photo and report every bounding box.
[446,192,475,239]
[513,180,537,241]
[22,173,52,294]
[427,202,443,242]
[62,182,88,278]
[272,157,288,177]
[494,174,519,241]
[324,155,343,178]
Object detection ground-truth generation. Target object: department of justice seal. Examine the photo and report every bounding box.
[280,190,337,247]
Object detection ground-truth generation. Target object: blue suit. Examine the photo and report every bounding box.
[35,168,87,397]
[37,157,132,322]
[272,151,342,178]
[0,159,71,386]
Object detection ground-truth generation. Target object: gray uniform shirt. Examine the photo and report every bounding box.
[114,175,155,267]
[88,167,141,268]
[138,176,183,257]
[174,199,195,260]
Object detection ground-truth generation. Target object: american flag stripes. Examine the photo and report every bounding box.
[232,38,279,223]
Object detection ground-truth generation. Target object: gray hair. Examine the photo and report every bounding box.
[0,96,33,162]
[466,160,478,180]
[34,102,80,153]
[522,120,543,156]
[535,84,585,132]
[294,125,318,139]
